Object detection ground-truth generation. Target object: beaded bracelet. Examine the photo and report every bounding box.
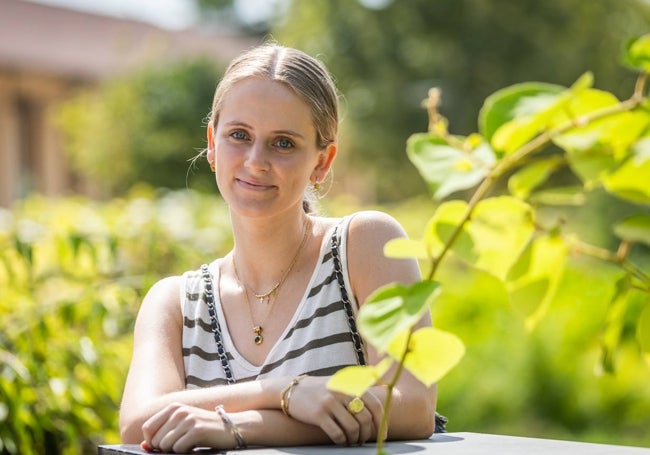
[215,404,247,449]
[280,374,307,417]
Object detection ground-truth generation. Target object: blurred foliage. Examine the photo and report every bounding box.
[274,0,650,200]
[0,187,647,453]
[0,187,232,454]
[57,59,223,197]
[327,35,650,454]
[55,0,650,203]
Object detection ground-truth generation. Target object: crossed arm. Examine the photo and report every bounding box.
[119,211,437,452]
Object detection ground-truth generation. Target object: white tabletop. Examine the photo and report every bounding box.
[98,432,650,454]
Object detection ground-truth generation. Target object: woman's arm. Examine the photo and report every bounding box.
[119,209,432,450]
[119,276,290,443]
[119,275,382,449]
[346,210,438,440]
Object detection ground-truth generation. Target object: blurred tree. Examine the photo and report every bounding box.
[273,0,650,201]
[57,58,222,197]
[194,0,286,35]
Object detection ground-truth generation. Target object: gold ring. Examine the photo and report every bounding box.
[347,397,365,414]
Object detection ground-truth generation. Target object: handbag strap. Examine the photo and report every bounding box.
[330,225,367,366]
[199,222,366,383]
[200,264,235,384]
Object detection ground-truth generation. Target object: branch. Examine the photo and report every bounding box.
[427,74,648,281]
[570,238,650,291]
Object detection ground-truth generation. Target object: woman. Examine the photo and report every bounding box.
[119,43,437,453]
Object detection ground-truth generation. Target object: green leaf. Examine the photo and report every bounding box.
[597,277,631,374]
[466,197,535,280]
[421,197,534,279]
[508,277,550,321]
[491,74,594,155]
[613,214,650,247]
[506,235,568,330]
[387,327,465,387]
[491,115,547,155]
[624,34,650,73]
[407,133,496,200]
[558,111,650,188]
[603,136,650,205]
[327,358,393,397]
[425,200,475,262]
[358,281,441,351]
[638,304,650,366]
[527,186,587,206]
[548,88,619,129]
[479,82,565,142]
[508,157,564,199]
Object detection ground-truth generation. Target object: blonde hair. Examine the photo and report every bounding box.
[208,43,339,150]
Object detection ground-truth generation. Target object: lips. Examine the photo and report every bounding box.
[236,178,276,191]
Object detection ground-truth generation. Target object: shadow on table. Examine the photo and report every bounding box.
[278,435,465,454]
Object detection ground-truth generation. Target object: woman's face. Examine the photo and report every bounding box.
[209,77,335,219]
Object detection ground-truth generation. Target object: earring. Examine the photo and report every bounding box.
[313,181,321,191]
[209,161,215,172]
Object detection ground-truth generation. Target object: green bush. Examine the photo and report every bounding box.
[57,59,223,197]
[0,187,232,454]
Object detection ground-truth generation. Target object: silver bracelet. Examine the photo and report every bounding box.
[215,404,247,449]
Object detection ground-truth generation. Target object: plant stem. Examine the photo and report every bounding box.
[375,329,412,455]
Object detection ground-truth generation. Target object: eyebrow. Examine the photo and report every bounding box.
[223,121,306,140]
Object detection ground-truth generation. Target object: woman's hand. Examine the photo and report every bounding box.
[285,376,384,446]
[140,402,233,453]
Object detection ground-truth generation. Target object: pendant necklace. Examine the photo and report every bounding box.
[233,218,311,345]
[241,285,270,345]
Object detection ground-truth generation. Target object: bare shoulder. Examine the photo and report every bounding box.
[347,211,420,299]
[142,275,183,307]
[348,210,408,246]
[135,275,184,330]
[147,274,183,295]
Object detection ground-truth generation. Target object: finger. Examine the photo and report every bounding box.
[141,404,180,449]
[155,422,189,453]
[335,402,363,445]
[142,403,182,448]
[140,441,160,453]
[320,416,349,445]
[352,408,373,445]
[147,404,191,452]
[141,410,165,443]
[362,392,385,440]
[345,398,375,445]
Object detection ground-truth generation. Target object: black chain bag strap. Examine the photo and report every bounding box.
[200,264,235,384]
[330,224,448,433]
[330,226,367,366]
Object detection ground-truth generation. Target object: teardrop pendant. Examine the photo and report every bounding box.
[253,326,263,345]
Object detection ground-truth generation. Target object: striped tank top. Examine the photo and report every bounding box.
[180,215,364,388]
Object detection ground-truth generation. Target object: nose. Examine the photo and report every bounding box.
[244,141,270,171]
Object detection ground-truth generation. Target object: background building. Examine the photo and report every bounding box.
[0,0,254,206]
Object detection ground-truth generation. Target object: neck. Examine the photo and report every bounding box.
[230,212,312,293]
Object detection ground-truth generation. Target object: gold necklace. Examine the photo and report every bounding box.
[241,284,270,345]
[233,218,310,304]
[233,218,311,345]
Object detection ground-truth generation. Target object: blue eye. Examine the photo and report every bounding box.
[275,138,294,149]
[230,130,247,140]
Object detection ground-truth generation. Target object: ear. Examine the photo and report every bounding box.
[206,124,215,164]
[312,142,337,182]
